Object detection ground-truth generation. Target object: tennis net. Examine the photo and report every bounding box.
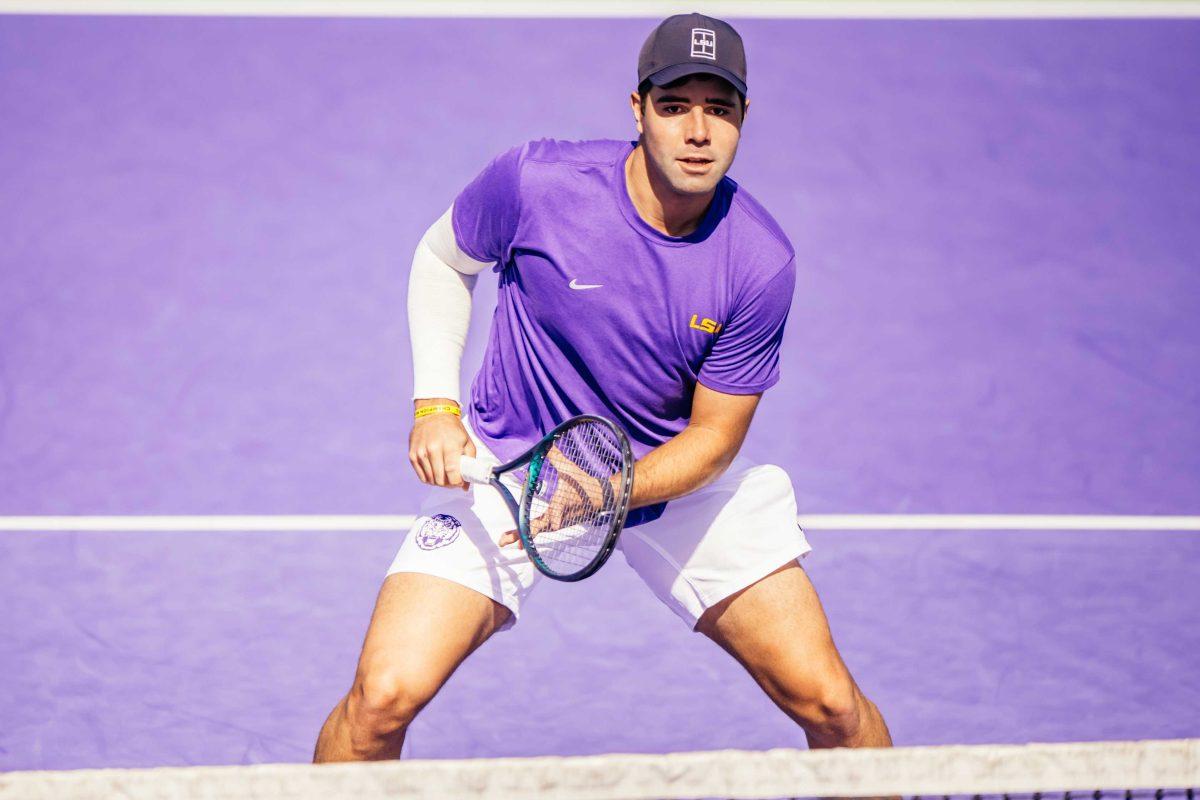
[1,739,1196,799]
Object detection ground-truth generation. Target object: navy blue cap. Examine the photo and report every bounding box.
[637,12,747,96]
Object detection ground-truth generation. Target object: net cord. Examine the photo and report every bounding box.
[2,739,1197,800]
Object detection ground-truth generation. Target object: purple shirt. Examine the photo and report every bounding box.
[453,137,795,467]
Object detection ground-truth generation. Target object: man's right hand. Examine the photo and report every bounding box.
[408,400,476,491]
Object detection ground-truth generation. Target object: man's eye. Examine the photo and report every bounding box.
[662,105,684,114]
[709,107,729,117]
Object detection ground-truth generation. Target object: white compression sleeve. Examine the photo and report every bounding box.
[408,205,493,402]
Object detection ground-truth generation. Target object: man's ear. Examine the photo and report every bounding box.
[742,97,750,123]
[630,91,645,135]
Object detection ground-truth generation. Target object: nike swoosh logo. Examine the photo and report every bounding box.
[569,278,603,290]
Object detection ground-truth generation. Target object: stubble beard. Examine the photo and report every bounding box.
[646,142,729,199]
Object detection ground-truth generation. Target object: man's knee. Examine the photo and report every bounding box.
[782,673,864,740]
[807,685,863,739]
[346,660,441,741]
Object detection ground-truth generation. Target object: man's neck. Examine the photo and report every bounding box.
[624,144,714,238]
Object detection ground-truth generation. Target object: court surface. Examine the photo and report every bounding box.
[1,12,1198,770]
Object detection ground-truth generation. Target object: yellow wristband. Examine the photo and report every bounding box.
[414,404,461,419]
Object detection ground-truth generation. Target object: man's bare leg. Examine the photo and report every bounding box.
[696,561,892,749]
[314,572,511,762]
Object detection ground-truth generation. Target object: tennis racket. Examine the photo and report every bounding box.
[458,414,634,582]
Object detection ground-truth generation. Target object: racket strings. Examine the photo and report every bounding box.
[526,421,626,575]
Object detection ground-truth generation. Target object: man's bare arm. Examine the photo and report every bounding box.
[628,383,762,509]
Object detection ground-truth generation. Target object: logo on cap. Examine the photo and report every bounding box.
[690,28,716,60]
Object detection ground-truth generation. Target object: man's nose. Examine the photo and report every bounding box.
[685,106,710,146]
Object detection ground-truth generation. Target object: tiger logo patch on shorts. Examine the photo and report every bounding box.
[414,514,463,551]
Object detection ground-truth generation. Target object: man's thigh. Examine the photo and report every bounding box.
[355,572,512,705]
[695,561,855,705]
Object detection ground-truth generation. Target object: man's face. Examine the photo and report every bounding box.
[632,75,747,197]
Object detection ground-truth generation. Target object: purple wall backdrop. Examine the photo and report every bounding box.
[0,16,1197,770]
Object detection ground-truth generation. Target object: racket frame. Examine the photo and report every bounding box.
[467,415,634,582]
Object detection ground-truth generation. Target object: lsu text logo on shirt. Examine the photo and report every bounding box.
[689,314,723,335]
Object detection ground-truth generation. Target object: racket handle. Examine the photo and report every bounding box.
[458,455,498,485]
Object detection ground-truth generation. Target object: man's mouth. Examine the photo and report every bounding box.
[678,156,713,173]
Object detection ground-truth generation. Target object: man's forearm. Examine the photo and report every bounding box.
[628,423,743,509]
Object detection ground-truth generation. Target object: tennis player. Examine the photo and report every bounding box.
[315,13,892,761]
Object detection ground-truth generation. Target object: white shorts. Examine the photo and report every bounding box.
[387,422,812,631]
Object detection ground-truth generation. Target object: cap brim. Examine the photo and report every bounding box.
[647,63,747,96]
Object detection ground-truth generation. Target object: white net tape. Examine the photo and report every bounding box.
[1,739,1198,799]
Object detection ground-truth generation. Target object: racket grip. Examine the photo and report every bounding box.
[458,455,498,485]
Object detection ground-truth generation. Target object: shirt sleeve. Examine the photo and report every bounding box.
[697,257,796,395]
[450,143,526,264]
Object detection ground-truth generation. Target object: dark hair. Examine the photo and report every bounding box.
[637,75,746,115]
